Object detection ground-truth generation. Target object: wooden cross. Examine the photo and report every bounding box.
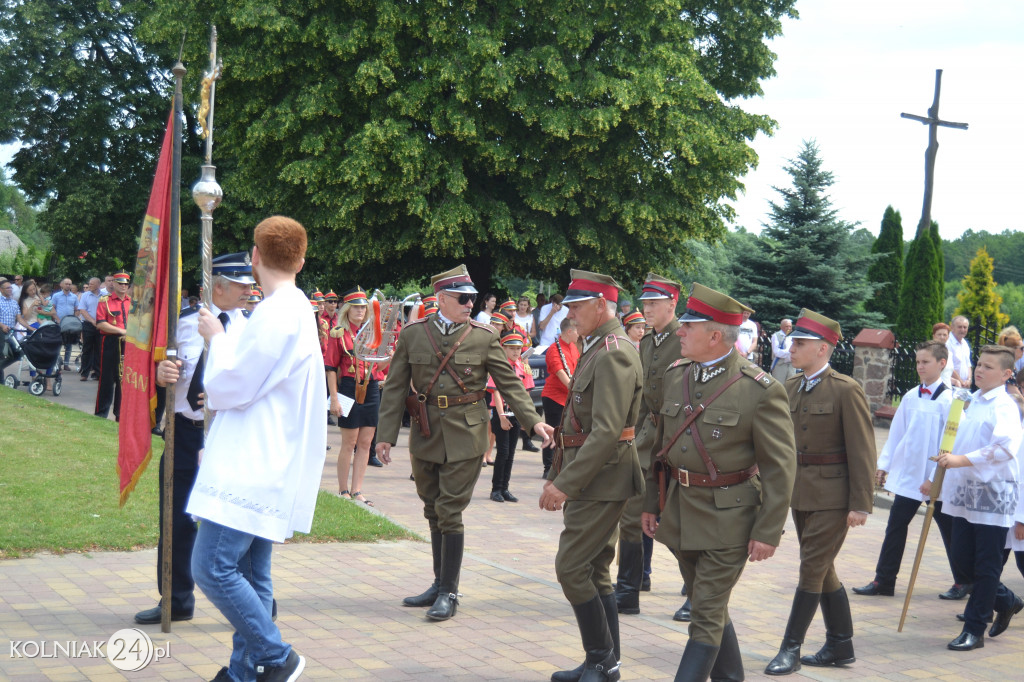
[901,69,968,239]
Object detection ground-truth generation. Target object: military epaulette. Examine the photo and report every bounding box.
[405,316,429,326]
[741,363,774,388]
[98,295,110,304]
[329,325,346,338]
[667,358,691,371]
[179,307,200,319]
[469,319,496,333]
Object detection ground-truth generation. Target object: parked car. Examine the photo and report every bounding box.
[527,345,548,415]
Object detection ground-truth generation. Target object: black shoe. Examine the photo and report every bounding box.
[426,534,463,621]
[947,630,984,651]
[272,598,277,622]
[368,456,384,467]
[956,613,965,622]
[852,580,894,596]
[151,426,164,437]
[134,604,193,625]
[255,648,305,681]
[522,441,540,452]
[211,667,232,681]
[501,490,519,503]
[673,597,691,622]
[990,595,1024,637]
[939,583,973,600]
[765,589,821,676]
[404,532,442,607]
[801,586,855,667]
[490,491,505,502]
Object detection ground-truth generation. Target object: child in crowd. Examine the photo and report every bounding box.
[936,345,1022,651]
[854,341,966,597]
[486,330,534,503]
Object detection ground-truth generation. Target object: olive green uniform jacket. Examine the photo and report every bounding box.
[545,318,644,501]
[644,350,796,550]
[787,369,876,513]
[377,316,541,461]
[634,319,683,470]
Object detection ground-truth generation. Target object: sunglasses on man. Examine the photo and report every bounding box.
[444,292,477,306]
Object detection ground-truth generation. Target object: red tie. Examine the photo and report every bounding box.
[919,386,932,397]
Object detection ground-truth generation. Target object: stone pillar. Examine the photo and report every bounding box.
[851,329,896,417]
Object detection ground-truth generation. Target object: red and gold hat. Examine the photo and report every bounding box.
[430,264,478,294]
[638,273,682,301]
[422,294,439,313]
[312,290,325,302]
[324,290,339,302]
[563,269,620,304]
[679,283,752,325]
[342,286,368,306]
[490,311,511,326]
[112,272,130,284]
[310,299,319,309]
[500,330,525,347]
[499,299,517,313]
[622,311,645,327]
[790,308,842,345]
[247,288,262,303]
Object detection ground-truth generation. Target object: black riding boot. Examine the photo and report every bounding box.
[674,639,719,682]
[801,585,855,667]
[710,621,744,682]
[614,541,643,614]
[551,593,620,682]
[403,531,442,607]
[764,589,820,675]
[426,533,463,621]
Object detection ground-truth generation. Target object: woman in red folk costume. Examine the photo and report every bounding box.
[325,287,386,505]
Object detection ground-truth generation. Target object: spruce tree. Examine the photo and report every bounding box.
[731,141,882,331]
[955,247,1009,331]
[897,227,944,339]
[930,220,946,323]
[865,206,903,324]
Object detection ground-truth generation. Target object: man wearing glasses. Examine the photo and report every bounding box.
[376,264,554,622]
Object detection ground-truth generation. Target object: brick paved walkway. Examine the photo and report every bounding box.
[3,379,1023,679]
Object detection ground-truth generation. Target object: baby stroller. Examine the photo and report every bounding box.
[1,323,64,396]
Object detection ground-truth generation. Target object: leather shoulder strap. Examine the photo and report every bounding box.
[423,324,474,396]
[655,370,745,465]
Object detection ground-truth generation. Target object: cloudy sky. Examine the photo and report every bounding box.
[4,2,1021,243]
[729,1,1024,239]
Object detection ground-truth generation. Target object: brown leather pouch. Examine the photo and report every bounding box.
[406,394,430,437]
[355,379,368,404]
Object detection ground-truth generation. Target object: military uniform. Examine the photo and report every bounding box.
[643,283,796,682]
[614,273,683,616]
[95,273,132,420]
[543,270,642,682]
[377,265,540,622]
[765,309,876,676]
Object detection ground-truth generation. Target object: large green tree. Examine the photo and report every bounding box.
[897,221,944,339]
[0,0,206,283]
[139,0,798,290]
[865,205,902,324]
[731,140,881,331]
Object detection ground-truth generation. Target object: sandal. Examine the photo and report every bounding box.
[339,490,352,499]
[351,491,373,507]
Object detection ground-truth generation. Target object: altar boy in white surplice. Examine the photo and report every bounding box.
[187,216,327,682]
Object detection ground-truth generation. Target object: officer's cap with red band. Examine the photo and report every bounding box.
[789,308,843,345]
[431,264,478,295]
[562,269,621,304]
[638,272,682,301]
[679,283,752,326]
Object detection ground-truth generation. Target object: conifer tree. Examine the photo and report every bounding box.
[865,206,903,324]
[897,226,944,339]
[955,247,1009,331]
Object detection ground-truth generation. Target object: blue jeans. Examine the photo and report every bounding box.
[192,519,290,681]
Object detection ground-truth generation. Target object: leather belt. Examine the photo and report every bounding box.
[425,389,487,409]
[560,426,635,449]
[175,413,205,429]
[797,452,847,465]
[665,463,758,488]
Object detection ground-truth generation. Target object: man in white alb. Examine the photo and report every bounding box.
[187,216,326,682]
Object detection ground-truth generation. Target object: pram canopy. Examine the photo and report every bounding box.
[20,324,63,371]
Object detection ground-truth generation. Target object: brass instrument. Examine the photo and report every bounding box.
[352,291,422,363]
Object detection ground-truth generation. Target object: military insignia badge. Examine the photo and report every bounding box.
[712,428,722,439]
[464,368,472,375]
[574,394,582,403]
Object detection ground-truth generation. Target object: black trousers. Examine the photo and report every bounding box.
[873,495,965,586]
[94,334,123,419]
[79,322,99,376]
[952,516,1018,636]
[490,412,519,492]
[541,396,564,472]
[156,415,203,613]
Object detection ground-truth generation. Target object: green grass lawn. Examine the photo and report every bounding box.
[0,388,413,558]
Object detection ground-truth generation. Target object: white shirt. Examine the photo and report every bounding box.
[514,312,534,335]
[941,386,1021,527]
[946,335,972,385]
[1007,478,1024,551]
[736,319,758,357]
[538,303,568,346]
[474,310,492,324]
[186,284,327,542]
[878,380,951,501]
[11,283,21,301]
[171,304,246,421]
[771,330,792,366]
